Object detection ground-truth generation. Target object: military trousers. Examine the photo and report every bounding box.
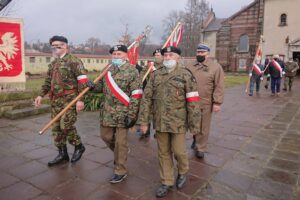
[100,125,128,175]
[283,76,295,91]
[156,131,189,186]
[51,96,82,147]
[194,105,213,152]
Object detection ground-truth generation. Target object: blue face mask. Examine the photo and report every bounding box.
[112,59,125,66]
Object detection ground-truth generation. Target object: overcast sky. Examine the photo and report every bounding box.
[5,0,253,45]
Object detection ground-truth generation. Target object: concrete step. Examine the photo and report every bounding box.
[3,104,50,120]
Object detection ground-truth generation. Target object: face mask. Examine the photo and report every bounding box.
[112,59,125,66]
[163,60,177,69]
[196,55,206,63]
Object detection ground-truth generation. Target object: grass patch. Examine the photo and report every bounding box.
[224,74,248,88]
[1,72,248,103]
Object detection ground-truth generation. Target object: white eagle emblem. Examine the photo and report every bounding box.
[0,32,19,72]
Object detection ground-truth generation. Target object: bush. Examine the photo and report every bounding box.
[84,93,103,111]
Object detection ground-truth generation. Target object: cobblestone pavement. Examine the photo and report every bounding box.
[0,78,300,200]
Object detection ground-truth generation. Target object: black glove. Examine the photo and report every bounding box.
[87,80,95,91]
[124,116,136,128]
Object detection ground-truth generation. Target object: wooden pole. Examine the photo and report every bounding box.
[38,65,110,135]
[142,22,182,82]
[162,22,181,48]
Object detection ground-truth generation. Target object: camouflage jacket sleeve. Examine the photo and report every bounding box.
[71,59,88,101]
[39,64,52,97]
[128,69,143,120]
[184,69,201,134]
[137,73,153,125]
[213,65,225,105]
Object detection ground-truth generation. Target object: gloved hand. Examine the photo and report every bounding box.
[282,71,286,75]
[249,73,252,77]
[124,116,136,128]
[87,80,95,90]
[260,77,264,81]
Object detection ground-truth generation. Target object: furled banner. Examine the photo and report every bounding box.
[0,17,25,91]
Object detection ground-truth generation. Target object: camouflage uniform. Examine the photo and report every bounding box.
[94,62,142,175]
[39,53,87,147]
[138,63,201,186]
[283,60,299,91]
[137,61,164,136]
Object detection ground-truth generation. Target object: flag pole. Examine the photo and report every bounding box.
[142,22,182,82]
[245,35,263,93]
[39,64,110,135]
[162,22,181,48]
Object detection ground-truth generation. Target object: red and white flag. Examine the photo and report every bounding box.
[127,43,139,65]
[165,23,183,47]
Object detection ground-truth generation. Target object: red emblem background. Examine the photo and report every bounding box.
[0,22,22,77]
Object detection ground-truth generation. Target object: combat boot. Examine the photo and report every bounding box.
[48,145,69,167]
[191,135,196,149]
[71,143,85,163]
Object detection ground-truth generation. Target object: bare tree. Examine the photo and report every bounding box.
[161,10,185,45]
[162,0,209,56]
[85,37,101,54]
[0,0,18,16]
[181,0,209,56]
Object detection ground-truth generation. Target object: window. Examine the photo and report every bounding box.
[87,59,90,63]
[46,57,51,63]
[239,59,247,69]
[101,59,103,63]
[280,13,287,26]
[96,59,99,63]
[238,35,249,52]
[29,57,35,63]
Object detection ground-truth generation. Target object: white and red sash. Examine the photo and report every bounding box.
[186,91,200,102]
[105,71,143,107]
[252,64,263,75]
[105,71,130,107]
[132,89,143,99]
[77,75,88,84]
[272,60,283,77]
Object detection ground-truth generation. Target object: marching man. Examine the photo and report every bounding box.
[91,44,143,183]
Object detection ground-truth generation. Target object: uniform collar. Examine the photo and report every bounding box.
[194,58,211,68]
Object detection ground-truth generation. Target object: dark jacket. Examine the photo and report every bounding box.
[266,59,285,78]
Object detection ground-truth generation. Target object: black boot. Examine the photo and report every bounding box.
[71,143,85,163]
[48,145,69,167]
[191,135,196,149]
[144,123,151,137]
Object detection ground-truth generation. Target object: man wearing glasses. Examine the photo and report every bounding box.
[35,35,88,167]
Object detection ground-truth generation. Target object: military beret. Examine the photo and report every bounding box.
[197,43,210,52]
[49,35,68,45]
[109,44,128,54]
[161,46,181,55]
[152,48,162,56]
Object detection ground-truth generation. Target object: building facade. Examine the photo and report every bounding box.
[262,0,300,62]
[25,52,151,74]
[216,0,264,72]
[201,9,225,58]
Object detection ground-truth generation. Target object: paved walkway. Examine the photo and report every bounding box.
[1,78,300,200]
